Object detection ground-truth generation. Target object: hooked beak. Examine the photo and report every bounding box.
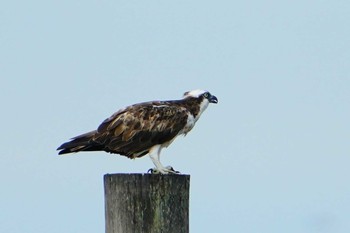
[209,95,218,104]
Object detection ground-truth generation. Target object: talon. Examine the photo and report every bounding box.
[165,166,180,174]
[148,166,181,174]
[148,168,160,174]
[165,165,174,171]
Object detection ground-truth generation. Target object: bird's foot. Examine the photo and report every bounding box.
[147,166,180,174]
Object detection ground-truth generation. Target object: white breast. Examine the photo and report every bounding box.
[195,98,209,121]
[181,113,196,135]
[161,113,195,148]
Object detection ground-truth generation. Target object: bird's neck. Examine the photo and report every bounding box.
[179,97,208,120]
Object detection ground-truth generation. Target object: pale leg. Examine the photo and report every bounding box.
[148,145,178,174]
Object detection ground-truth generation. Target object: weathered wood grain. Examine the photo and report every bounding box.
[104,173,190,233]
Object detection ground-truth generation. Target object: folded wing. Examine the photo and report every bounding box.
[57,101,189,158]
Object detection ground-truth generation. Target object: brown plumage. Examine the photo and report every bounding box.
[57,90,218,173]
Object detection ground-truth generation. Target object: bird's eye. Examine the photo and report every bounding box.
[203,92,209,98]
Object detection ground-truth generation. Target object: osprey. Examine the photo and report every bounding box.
[57,89,218,174]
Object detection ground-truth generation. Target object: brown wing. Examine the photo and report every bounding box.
[91,101,188,158]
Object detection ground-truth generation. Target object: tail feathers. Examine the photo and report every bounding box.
[57,130,103,155]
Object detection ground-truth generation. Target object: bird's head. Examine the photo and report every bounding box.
[183,89,218,119]
[183,89,218,104]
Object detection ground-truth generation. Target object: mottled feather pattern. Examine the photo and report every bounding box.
[58,100,196,158]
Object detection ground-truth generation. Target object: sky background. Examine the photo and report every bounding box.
[1,1,349,233]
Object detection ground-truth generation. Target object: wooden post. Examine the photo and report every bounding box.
[104,173,190,233]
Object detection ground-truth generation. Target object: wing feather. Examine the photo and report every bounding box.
[93,101,188,158]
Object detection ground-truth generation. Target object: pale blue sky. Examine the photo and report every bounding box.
[1,1,349,233]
